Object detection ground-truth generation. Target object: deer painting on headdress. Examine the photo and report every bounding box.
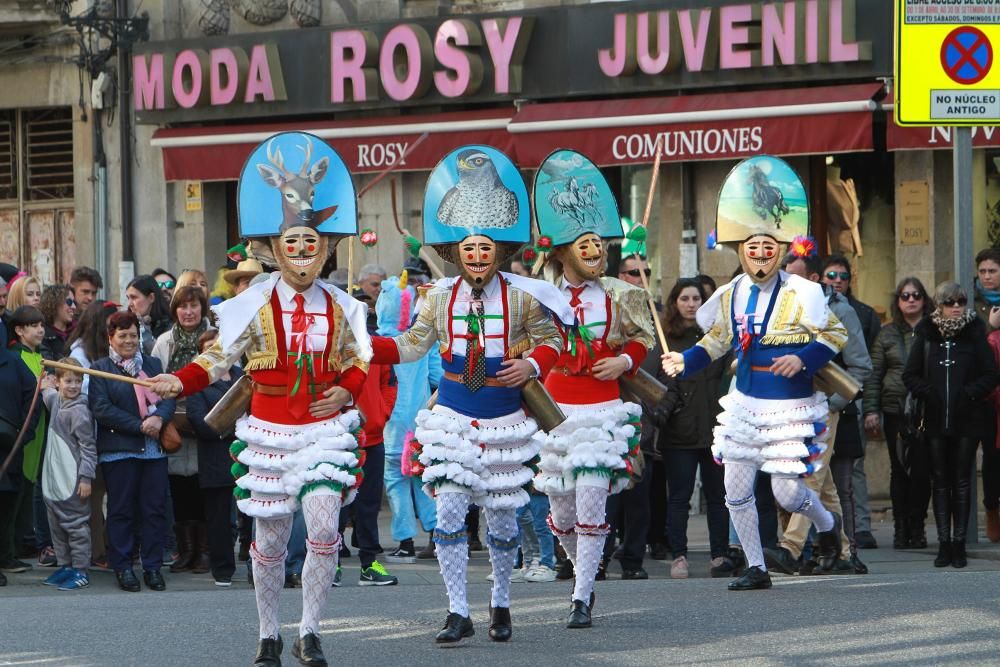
[256,136,337,232]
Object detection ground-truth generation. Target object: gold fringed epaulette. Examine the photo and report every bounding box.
[506,338,532,360]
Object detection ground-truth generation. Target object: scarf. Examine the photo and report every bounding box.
[976,279,1000,307]
[167,320,207,373]
[930,307,976,339]
[109,346,143,378]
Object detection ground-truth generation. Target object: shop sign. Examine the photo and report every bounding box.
[897,180,931,245]
[887,121,1000,149]
[134,0,890,124]
[896,0,1000,125]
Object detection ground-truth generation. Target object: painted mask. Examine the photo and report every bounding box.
[271,225,329,291]
[739,235,783,284]
[458,235,499,287]
[562,233,604,281]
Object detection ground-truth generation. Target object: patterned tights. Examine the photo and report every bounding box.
[549,484,609,603]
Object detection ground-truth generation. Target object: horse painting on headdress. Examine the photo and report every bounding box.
[749,164,790,227]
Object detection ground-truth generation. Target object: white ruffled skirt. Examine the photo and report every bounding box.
[229,411,363,518]
[411,405,539,510]
[711,389,829,478]
[534,399,641,496]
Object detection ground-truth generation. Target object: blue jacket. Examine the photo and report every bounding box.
[186,367,242,489]
[0,349,41,492]
[89,356,176,456]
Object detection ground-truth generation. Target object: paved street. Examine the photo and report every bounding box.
[4,520,1000,666]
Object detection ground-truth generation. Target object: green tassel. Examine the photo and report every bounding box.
[626,226,647,243]
[229,439,248,462]
[404,235,422,258]
[233,487,251,501]
[230,462,249,479]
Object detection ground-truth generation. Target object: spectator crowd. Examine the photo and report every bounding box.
[2,242,1000,593]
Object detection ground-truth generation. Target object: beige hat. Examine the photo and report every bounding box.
[223,257,263,285]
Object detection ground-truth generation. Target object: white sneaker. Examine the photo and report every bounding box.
[523,564,557,582]
[510,567,526,583]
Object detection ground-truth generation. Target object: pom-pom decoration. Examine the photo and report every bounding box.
[625,225,647,243]
[706,229,718,250]
[536,235,553,250]
[360,228,378,247]
[404,235,422,258]
[789,235,818,259]
[522,247,538,266]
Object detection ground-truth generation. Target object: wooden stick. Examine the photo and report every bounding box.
[634,137,670,354]
[346,235,355,293]
[41,359,154,388]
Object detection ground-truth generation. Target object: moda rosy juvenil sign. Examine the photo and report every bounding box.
[133,0,891,124]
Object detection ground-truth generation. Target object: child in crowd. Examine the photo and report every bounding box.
[40,358,96,590]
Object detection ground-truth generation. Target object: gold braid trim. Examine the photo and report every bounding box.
[759,333,812,345]
[243,302,278,371]
[507,338,532,359]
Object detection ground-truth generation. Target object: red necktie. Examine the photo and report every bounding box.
[568,285,586,308]
[291,294,307,340]
[288,293,309,419]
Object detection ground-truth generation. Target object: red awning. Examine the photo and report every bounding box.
[508,83,883,167]
[882,93,1000,150]
[152,108,514,181]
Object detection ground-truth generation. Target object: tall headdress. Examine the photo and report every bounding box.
[422,145,530,262]
[532,149,623,249]
[716,155,808,244]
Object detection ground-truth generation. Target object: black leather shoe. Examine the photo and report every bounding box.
[763,547,801,575]
[621,567,649,580]
[824,558,855,575]
[254,635,283,667]
[566,599,592,628]
[855,530,878,549]
[143,569,166,591]
[952,540,968,568]
[850,553,869,574]
[488,606,512,642]
[727,566,772,591]
[435,612,474,644]
[116,568,140,592]
[934,540,952,568]
[284,573,301,589]
[292,632,327,666]
[817,514,842,571]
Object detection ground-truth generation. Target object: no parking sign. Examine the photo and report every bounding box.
[896,0,1000,125]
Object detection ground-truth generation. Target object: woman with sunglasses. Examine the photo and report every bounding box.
[39,284,77,359]
[903,282,999,568]
[862,278,934,549]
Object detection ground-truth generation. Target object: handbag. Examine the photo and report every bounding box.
[159,420,182,454]
[900,338,929,445]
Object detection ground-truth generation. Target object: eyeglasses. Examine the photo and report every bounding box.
[623,268,652,278]
[158,280,176,290]
[898,291,923,301]
[825,271,851,281]
[941,298,968,307]
[65,298,76,307]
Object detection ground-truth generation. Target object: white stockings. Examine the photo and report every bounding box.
[548,484,609,604]
[299,494,342,638]
[771,476,833,532]
[251,516,292,640]
[433,492,471,617]
[485,508,519,609]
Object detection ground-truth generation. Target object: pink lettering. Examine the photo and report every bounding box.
[331,30,377,103]
[719,5,758,69]
[677,9,718,73]
[244,44,286,103]
[171,49,205,109]
[434,19,483,98]
[482,17,534,94]
[804,0,828,64]
[761,2,796,66]
[637,11,678,75]
[209,48,243,106]
[828,0,871,63]
[133,53,165,110]
[379,24,432,102]
[598,13,637,77]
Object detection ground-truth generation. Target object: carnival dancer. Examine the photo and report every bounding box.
[529,150,654,628]
[370,145,573,644]
[662,155,847,591]
[150,133,371,666]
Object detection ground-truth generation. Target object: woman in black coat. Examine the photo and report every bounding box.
[184,330,242,587]
[903,281,999,569]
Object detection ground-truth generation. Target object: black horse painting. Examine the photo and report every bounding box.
[749,165,790,227]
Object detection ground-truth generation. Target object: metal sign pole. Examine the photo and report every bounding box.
[953,125,979,544]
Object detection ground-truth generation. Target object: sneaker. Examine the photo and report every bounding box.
[331,566,342,587]
[57,569,90,591]
[359,560,398,586]
[385,542,417,565]
[163,549,178,567]
[510,566,527,583]
[670,555,689,580]
[44,566,73,586]
[524,563,557,582]
[621,567,649,580]
[37,546,57,568]
[0,558,32,573]
[90,557,111,571]
[214,576,233,587]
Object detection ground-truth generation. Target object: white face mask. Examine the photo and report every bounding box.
[272,226,328,291]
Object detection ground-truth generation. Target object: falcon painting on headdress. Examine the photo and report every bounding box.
[436,149,519,229]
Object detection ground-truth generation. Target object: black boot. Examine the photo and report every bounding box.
[253,635,283,667]
[908,517,928,549]
[727,565,772,591]
[567,599,592,628]
[466,508,483,552]
[952,540,968,568]
[435,612,474,644]
[169,522,195,573]
[191,521,211,574]
[934,540,952,567]
[817,513,842,571]
[893,519,909,549]
[488,606,512,641]
[292,632,327,666]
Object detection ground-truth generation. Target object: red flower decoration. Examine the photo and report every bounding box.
[522,247,538,265]
[536,236,553,250]
[360,228,378,247]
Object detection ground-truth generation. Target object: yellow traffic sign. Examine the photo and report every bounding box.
[896,0,1000,126]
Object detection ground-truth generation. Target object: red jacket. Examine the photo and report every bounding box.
[357,362,396,448]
